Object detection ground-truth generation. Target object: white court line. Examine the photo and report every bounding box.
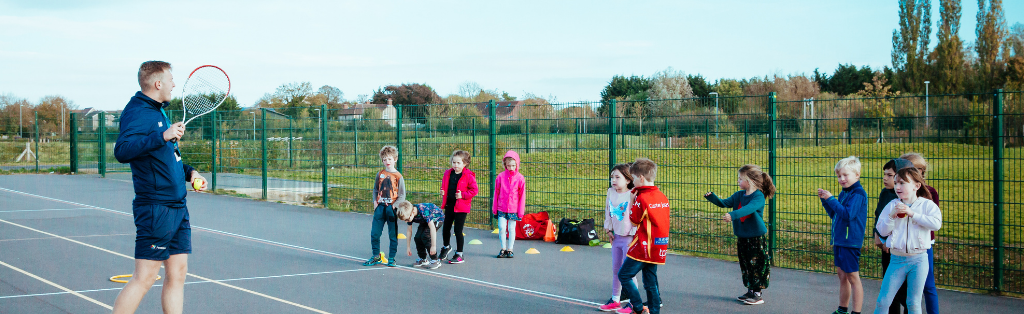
[0,186,601,307]
[0,267,386,300]
[0,208,93,213]
[0,259,113,310]
[0,233,133,243]
[0,215,331,314]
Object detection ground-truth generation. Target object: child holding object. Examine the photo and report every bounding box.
[599,163,640,312]
[362,145,406,267]
[438,150,478,264]
[899,152,941,314]
[704,164,776,305]
[618,158,670,314]
[397,201,444,269]
[493,150,526,259]
[818,156,868,314]
[875,158,915,313]
[874,168,941,314]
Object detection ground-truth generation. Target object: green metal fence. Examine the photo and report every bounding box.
[66,91,1022,294]
[1,110,70,172]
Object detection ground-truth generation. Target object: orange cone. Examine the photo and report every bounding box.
[543,219,557,242]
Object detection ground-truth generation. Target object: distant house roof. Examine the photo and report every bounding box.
[473,101,524,120]
[338,102,392,116]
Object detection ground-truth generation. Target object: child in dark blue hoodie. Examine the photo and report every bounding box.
[818,156,868,314]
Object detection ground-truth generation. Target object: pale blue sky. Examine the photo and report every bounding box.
[1,0,1022,110]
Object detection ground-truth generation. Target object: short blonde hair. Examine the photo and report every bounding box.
[395,201,415,222]
[138,61,171,91]
[379,145,398,160]
[629,158,657,182]
[834,156,862,175]
[900,152,928,177]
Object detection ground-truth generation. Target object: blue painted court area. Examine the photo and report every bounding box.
[1,174,1021,313]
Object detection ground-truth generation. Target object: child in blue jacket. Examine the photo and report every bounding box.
[818,156,868,314]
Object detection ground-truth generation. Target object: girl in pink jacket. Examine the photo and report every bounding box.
[493,150,526,258]
[438,150,478,264]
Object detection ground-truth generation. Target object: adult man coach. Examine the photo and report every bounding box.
[112,61,207,314]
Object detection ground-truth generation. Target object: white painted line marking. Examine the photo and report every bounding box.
[0,208,93,213]
[0,186,601,307]
[0,267,386,300]
[0,233,133,242]
[0,216,331,314]
[0,259,113,310]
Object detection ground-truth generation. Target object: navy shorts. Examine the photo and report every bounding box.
[133,204,191,260]
[833,246,861,273]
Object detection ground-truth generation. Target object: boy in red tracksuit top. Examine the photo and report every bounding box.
[618,158,669,314]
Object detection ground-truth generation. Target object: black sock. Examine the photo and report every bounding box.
[852,312,861,314]
[838,306,848,313]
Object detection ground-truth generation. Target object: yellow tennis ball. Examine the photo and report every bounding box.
[192,178,205,191]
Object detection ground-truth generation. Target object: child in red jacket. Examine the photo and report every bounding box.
[438,150,478,264]
[618,158,670,314]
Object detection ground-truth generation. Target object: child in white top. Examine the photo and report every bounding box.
[599,163,640,312]
[874,168,942,314]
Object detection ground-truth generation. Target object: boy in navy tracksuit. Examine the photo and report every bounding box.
[818,156,868,314]
[112,61,207,313]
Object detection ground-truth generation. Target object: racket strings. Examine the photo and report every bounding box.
[182,69,229,117]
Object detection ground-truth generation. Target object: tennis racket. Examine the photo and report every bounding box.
[172,65,231,143]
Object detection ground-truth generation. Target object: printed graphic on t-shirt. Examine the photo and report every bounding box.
[375,171,402,205]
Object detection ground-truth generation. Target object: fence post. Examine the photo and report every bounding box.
[70,113,78,173]
[525,119,531,154]
[767,92,777,261]
[877,118,883,143]
[99,112,106,177]
[575,118,580,152]
[288,118,294,168]
[34,111,39,172]
[743,120,749,150]
[664,117,669,148]
[353,120,359,166]
[414,118,419,158]
[472,118,477,156]
[321,104,329,208]
[261,109,267,200]
[488,100,497,229]
[609,100,617,171]
[396,105,403,173]
[993,89,1004,292]
[211,110,217,192]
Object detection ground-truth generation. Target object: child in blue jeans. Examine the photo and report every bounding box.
[362,145,406,267]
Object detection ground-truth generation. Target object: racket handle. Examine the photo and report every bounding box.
[170,138,178,143]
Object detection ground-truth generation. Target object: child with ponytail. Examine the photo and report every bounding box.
[704,164,776,305]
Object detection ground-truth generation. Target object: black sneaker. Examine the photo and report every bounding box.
[737,290,755,302]
[831,309,849,314]
[742,292,763,305]
[496,250,506,258]
[438,246,452,261]
[506,250,514,258]
[448,254,465,264]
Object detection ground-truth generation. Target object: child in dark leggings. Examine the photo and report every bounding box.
[438,150,478,264]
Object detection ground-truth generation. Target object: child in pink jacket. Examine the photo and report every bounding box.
[493,150,526,258]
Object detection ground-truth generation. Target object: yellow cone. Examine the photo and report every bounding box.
[469,239,483,245]
[560,246,575,252]
[525,248,540,254]
[602,243,613,248]
[380,252,388,264]
[492,228,499,234]
[397,233,407,239]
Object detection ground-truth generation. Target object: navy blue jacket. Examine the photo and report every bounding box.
[114,92,195,208]
[821,181,868,248]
